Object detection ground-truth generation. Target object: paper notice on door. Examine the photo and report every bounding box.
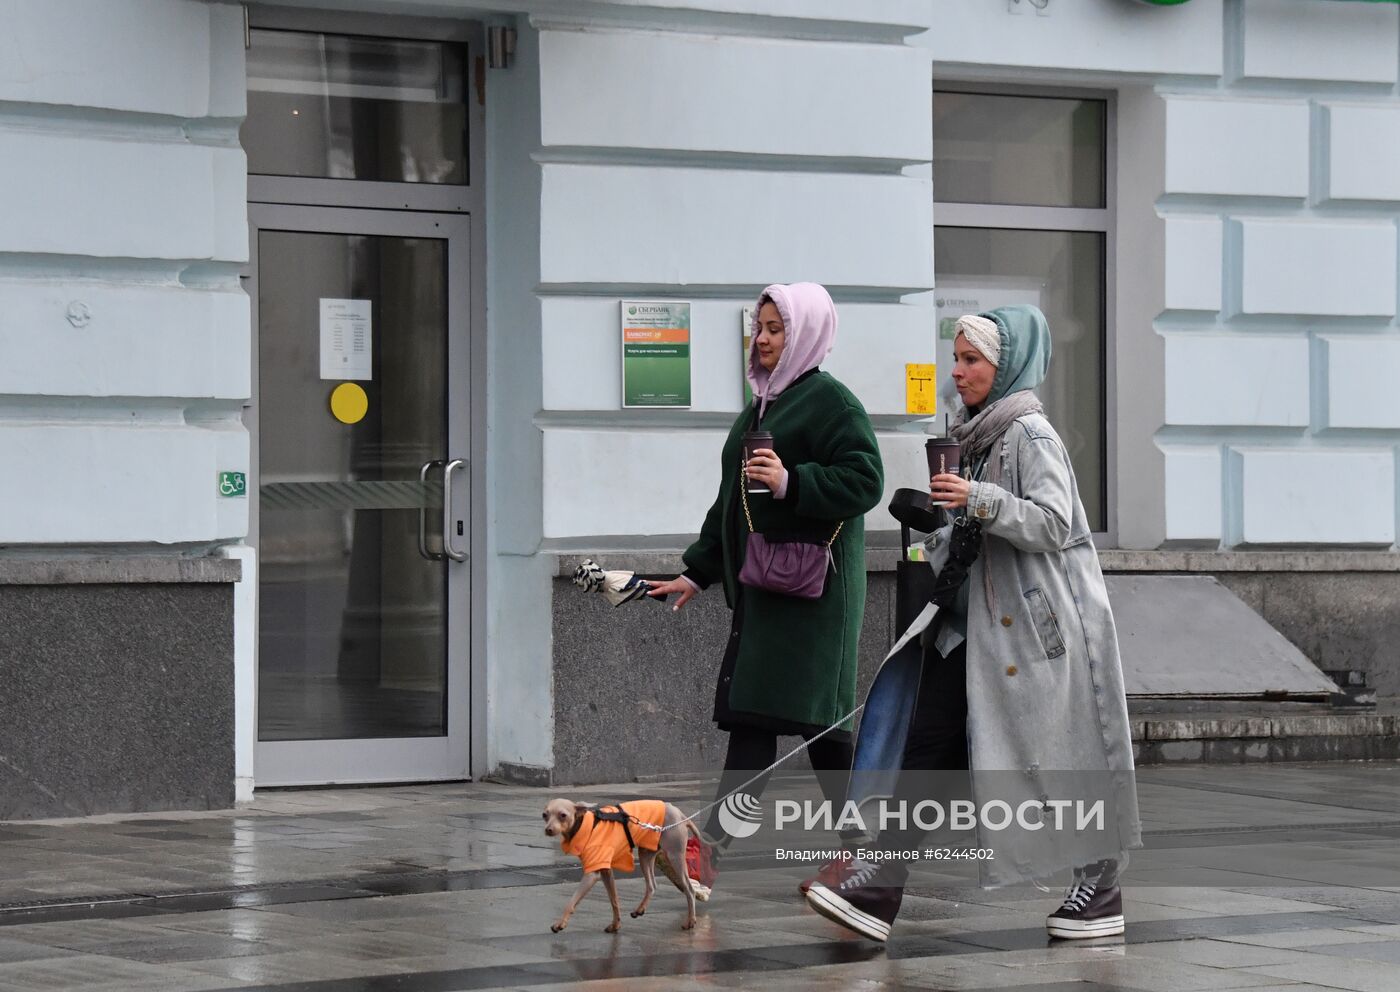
[319,298,373,381]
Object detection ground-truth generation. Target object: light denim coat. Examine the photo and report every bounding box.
[851,305,1138,885]
[929,411,1141,885]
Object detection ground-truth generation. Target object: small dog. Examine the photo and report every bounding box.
[543,798,699,933]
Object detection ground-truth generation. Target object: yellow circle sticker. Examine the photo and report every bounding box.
[330,382,369,425]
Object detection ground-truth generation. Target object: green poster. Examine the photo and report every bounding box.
[621,301,692,408]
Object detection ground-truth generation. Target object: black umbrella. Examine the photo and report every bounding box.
[887,488,983,632]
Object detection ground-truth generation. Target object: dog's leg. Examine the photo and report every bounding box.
[551,871,599,932]
[632,850,657,918]
[600,868,622,933]
[663,805,698,930]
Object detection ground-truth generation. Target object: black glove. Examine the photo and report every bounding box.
[927,517,983,609]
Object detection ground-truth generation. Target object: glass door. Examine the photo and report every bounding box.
[249,204,471,785]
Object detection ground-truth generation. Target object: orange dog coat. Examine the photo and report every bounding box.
[561,800,667,873]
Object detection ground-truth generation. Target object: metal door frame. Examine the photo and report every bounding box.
[243,8,487,786]
[247,207,477,786]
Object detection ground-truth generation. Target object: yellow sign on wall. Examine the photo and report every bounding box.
[905,363,937,415]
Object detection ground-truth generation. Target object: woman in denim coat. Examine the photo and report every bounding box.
[806,305,1140,944]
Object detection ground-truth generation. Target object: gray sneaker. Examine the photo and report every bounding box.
[1046,859,1124,939]
[806,861,905,943]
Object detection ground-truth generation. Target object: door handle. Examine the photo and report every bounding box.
[418,459,446,561]
[443,458,469,562]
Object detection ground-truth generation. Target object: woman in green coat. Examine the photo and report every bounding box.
[648,282,884,898]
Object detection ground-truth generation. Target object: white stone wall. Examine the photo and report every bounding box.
[920,0,1400,549]
[1156,0,1400,547]
[0,0,249,547]
[913,0,1225,77]
[532,15,936,544]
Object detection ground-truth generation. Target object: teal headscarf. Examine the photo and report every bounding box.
[982,304,1052,407]
[951,304,1052,471]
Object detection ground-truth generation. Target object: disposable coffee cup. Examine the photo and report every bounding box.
[742,430,774,494]
[925,438,961,507]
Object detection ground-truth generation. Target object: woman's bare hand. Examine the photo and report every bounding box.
[930,472,971,509]
[745,448,785,491]
[646,577,697,612]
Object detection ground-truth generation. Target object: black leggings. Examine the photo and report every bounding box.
[702,725,853,846]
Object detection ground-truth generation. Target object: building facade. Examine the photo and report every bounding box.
[1,0,1398,816]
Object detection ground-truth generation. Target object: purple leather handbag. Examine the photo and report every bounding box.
[737,473,843,600]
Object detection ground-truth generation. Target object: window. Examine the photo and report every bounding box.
[932,88,1110,532]
[242,29,469,185]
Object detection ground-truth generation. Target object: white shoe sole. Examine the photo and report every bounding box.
[689,879,711,902]
[805,883,891,943]
[1046,913,1124,939]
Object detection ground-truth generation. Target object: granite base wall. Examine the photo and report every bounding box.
[551,573,896,786]
[0,582,235,819]
[548,556,1400,786]
[1213,571,1400,698]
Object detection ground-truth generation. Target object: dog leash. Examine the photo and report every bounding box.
[659,702,866,833]
[660,601,940,835]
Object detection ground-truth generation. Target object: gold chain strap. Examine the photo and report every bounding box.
[740,460,843,546]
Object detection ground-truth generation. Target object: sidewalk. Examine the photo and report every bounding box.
[0,764,1396,990]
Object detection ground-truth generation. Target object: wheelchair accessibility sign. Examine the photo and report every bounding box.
[219,472,247,498]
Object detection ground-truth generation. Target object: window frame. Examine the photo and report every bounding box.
[245,5,482,215]
[932,80,1118,546]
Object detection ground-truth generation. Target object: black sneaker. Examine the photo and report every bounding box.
[805,860,905,942]
[1046,859,1124,939]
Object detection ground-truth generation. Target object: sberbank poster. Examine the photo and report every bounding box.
[621,301,692,408]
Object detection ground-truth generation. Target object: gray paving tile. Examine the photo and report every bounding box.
[59,933,288,965]
[384,943,603,970]
[1295,938,1400,965]
[1200,988,1366,992]
[141,907,381,942]
[1117,938,1321,969]
[1336,922,1400,938]
[1212,925,1400,948]
[1242,957,1400,992]
[1127,888,1343,917]
[513,980,737,992]
[308,930,473,961]
[0,953,219,991]
[0,920,160,952]
[976,956,1297,991]
[0,939,73,967]
[177,947,456,984]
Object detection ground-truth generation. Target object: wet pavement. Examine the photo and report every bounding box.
[0,764,1397,990]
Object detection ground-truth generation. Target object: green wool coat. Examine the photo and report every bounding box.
[682,371,884,730]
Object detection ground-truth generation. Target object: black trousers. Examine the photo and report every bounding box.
[880,637,1122,887]
[877,638,971,870]
[703,725,854,846]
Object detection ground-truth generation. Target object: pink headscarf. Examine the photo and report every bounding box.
[746,282,838,419]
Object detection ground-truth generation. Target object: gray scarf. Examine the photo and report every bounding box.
[951,389,1044,481]
[949,388,1043,619]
